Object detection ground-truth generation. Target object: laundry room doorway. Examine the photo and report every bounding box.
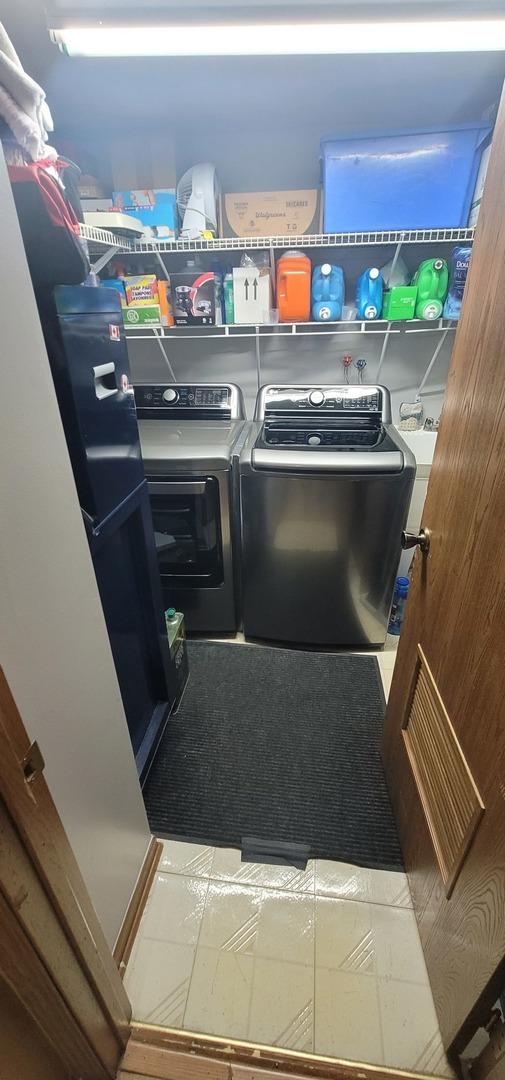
[121,79,505,1080]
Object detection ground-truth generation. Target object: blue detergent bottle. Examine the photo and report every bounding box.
[311,263,344,321]
[356,267,384,320]
[388,576,410,636]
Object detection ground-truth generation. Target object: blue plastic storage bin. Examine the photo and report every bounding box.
[321,124,490,233]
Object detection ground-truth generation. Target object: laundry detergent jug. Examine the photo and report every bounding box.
[412,258,449,320]
[277,251,311,322]
[311,263,344,321]
[356,267,383,320]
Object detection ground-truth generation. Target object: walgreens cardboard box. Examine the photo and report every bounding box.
[223,189,322,238]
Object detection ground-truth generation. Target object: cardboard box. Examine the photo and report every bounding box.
[123,275,159,306]
[232,266,272,324]
[81,198,113,212]
[112,190,177,239]
[171,271,215,326]
[122,305,161,327]
[223,189,322,238]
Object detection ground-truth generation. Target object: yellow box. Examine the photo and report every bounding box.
[123,275,159,307]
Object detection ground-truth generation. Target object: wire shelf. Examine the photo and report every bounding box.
[80,223,135,249]
[131,227,475,254]
[79,224,474,256]
[123,317,456,341]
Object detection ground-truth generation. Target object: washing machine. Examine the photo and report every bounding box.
[135,383,247,634]
[239,384,415,646]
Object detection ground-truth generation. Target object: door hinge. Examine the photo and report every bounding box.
[22,740,45,784]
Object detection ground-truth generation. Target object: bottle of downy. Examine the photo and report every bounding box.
[412,258,449,320]
[443,246,472,320]
[356,267,384,320]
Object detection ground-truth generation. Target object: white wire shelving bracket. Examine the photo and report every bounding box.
[151,327,177,382]
[80,222,134,275]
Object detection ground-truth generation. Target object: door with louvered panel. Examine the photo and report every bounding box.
[382,83,505,1059]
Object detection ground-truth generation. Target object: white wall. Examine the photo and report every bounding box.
[0,149,152,947]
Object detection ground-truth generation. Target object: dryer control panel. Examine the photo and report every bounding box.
[135,383,245,420]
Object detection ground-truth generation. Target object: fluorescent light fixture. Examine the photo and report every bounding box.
[51,19,505,57]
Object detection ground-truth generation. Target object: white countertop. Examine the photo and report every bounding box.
[395,428,437,477]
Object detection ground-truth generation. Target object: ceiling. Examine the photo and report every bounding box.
[2,0,504,151]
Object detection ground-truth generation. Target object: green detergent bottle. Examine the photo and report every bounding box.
[412,258,449,320]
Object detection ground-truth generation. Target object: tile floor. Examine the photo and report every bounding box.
[125,639,454,1077]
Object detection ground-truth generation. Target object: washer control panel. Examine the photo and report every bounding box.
[257,385,386,420]
[135,384,245,420]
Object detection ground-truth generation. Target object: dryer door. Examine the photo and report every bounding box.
[147,476,224,587]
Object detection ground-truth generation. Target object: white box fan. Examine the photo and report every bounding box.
[177,163,220,239]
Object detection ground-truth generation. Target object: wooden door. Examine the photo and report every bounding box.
[382,84,505,1058]
[0,974,70,1080]
[0,666,131,1079]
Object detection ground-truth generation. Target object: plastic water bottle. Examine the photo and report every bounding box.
[388,576,410,636]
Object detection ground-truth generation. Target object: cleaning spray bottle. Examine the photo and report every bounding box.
[411,258,449,320]
[223,269,235,324]
[356,267,383,320]
[311,263,344,321]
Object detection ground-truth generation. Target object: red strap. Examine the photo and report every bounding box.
[8,163,80,236]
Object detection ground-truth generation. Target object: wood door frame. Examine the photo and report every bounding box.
[119,1024,446,1080]
[0,665,130,1079]
[113,837,163,978]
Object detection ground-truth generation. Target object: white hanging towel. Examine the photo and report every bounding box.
[0,21,56,160]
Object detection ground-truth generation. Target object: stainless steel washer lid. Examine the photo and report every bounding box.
[251,444,404,472]
[139,420,246,472]
[249,383,405,472]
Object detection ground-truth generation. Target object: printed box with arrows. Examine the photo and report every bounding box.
[232,266,272,324]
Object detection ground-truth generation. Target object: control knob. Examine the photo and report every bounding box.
[309,389,325,407]
[307,434,322,446]
[162,387,178,404]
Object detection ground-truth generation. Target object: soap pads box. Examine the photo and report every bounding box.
[112,190,177,239]
[171,271,215,326]
[123,275,161,325]
[101,276,161,325]
[223,190,322,237]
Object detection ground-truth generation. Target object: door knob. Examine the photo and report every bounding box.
[402,527,431,553]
